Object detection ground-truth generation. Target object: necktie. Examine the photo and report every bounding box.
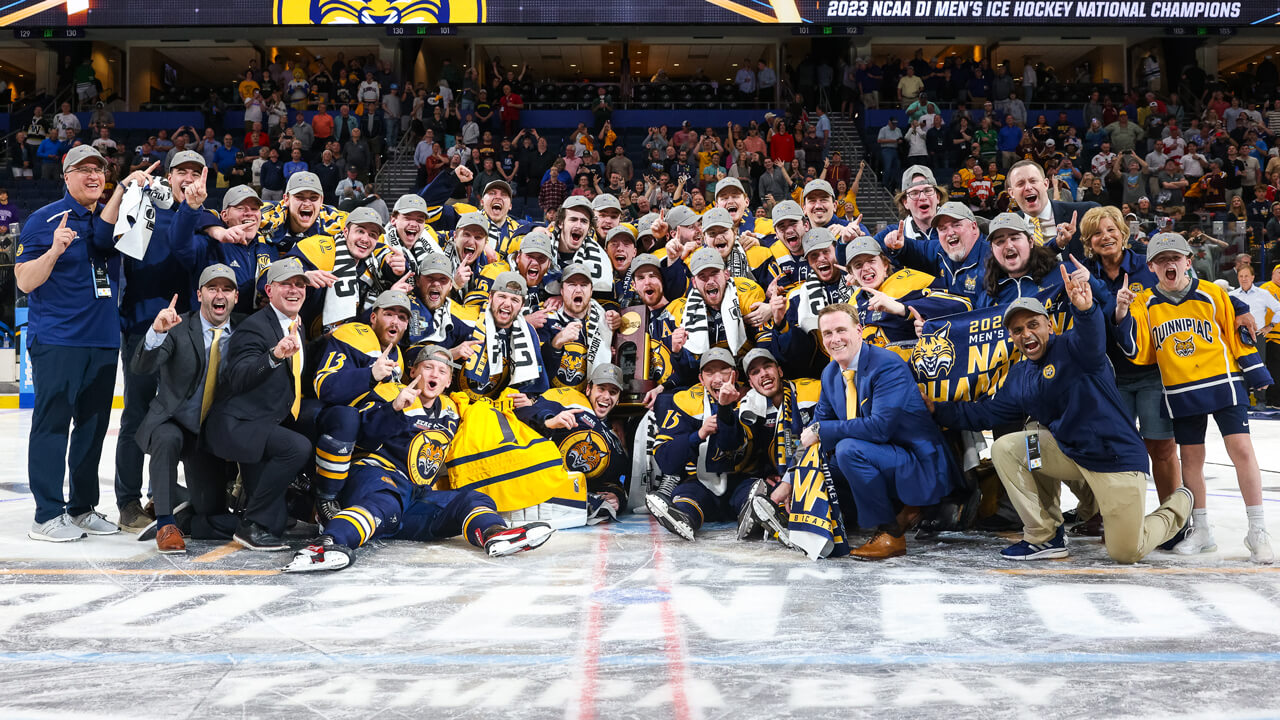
[289,322,302,419]
[200,327,223,424]
[843,368,858,420]
[1029,216,1046,246]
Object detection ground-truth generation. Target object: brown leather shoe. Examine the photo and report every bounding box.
[896,505,923,532]
[850,531,906,560]
[155,524,186,554]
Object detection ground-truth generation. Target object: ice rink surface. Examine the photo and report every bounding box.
[2,406,1280,720]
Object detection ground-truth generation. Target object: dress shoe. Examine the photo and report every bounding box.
[850,531,906,560]
[1068,513,1104,537]
[233,520,290,552]
[895,505,923,533]
[155,524,186,554]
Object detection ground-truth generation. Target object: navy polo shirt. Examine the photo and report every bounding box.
[16,192,121,348]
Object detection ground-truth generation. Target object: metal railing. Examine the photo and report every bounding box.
[373,125,418,198]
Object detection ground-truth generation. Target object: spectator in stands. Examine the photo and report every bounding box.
[311,102,334,152]
[343,127,372,182]
[212,133,237,184]
[7,130,31,178]
[314,149,341,204]
[89,127,117,157]
[499,83,523,138]
[335,166,366,210]
[87,102,114,136]
[163,135,190,171]
[606,146,633,185]
[904,118,929,169]
[244,87,265,129]
[35,130,68,178]
[735,61,756,100]
[877,117,903,189]
[283,148,308,180]
[591,87,614,133]
[244,121,269,153]
[128,136,160,172]
[259,149,284,202]
[53,101,80,141]
[358,72,381,108]
[151,130,172,154]
[1105,111,1144,153]
[383,84,402,147]
[238,70,259,100]
[539,157,570,217]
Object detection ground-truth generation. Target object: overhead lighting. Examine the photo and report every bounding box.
[609,51,614,54]
[570,64,577,67]
[732,63,738,67]
[674,63,680,67]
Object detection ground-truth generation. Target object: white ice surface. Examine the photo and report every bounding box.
[2,406,1280,719]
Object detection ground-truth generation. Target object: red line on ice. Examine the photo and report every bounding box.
[649,516,692,720]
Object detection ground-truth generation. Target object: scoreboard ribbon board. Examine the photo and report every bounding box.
[1,0,1274,25]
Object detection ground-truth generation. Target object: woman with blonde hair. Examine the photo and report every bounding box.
[1078,204,1184,543]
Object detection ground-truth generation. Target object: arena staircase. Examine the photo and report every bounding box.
[373,132,419,200]
[827,113,898,231]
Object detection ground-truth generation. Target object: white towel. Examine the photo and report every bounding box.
[113,178,175,260]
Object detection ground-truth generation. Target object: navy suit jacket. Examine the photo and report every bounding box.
[1018,199,1098,260]
[814,344,958,500]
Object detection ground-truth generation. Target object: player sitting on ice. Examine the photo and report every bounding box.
[283,344,553,572]
[718,348,820,545]
[647,348,756,541]
[520,363,631,523]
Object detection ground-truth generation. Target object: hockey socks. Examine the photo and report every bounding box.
[328,506,378,549]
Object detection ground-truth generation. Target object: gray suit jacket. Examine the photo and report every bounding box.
[130,312,225,452]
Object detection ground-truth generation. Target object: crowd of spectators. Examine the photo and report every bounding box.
[862,52,1280,279]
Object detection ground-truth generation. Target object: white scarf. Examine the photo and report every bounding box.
[560,301,613,373]
[322,233,373,330]
[113,178,175,260]
[683,283,745,356]
[796,279,851,333]
[695,392,728,496]
[725,244,752,280]
[569,239,614,294]
[380,222,445,276]
[483,309,540,387]
[416,300,455,343]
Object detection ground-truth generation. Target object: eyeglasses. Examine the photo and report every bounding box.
[905,188,935,199]
[67,166,105,176]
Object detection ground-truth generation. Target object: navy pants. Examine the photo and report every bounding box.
[28,342,117,524]
[671,478,755,531]
[116,332,156,509]
[830,437,912,529]
[327,463,504,549]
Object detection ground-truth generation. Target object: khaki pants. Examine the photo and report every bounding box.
[990,427,1188,564]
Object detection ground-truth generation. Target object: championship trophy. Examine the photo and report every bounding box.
[613,305,656,404]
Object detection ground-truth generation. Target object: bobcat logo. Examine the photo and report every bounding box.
[560,352,586,385]
[1173,336,1196,357]
[273,0,484,24]
[563,431,606,479]
[911,322,956,379]
[408,429,451,487]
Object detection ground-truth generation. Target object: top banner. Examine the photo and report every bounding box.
[2,0,1275,25]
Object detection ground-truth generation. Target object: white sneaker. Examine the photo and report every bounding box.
[1174,524,1218,555]
[71,510,120,535]
[29,513,88,543]
[1245,528,1275,565]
